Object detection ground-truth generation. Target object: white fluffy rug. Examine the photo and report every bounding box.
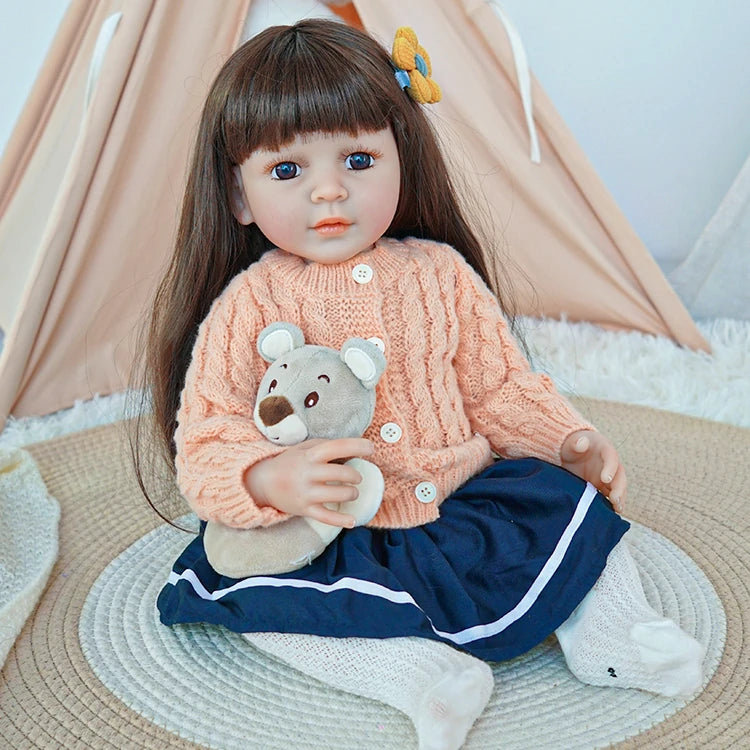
[522,317,749,427]
[1,317,748,449]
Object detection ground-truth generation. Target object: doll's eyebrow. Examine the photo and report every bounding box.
[318,374,330,382]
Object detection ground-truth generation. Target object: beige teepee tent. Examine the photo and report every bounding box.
[0,0,708,431]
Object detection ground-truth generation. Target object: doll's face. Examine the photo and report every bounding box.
[230,128,400,264]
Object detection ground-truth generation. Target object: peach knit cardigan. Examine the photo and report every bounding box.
[174,237,593,529]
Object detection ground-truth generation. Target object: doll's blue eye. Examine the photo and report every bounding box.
[345,152,374,170]
[271,162,300,180]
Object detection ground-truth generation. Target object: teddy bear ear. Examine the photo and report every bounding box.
[340,338,387,389]
[257,322,305,362]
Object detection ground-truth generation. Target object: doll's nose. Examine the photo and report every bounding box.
[311,172,348,203]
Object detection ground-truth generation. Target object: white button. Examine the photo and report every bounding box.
[415,481,437,503]
[368,336,385,353]
[352,264,373,284]
[380,422,402,443]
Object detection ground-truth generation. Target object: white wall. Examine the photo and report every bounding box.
[500,0,750,270]
[1,1,749,272]
[0,1,68,161]
[0,0,67,349]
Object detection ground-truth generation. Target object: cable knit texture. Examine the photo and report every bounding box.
[175,237,593,529]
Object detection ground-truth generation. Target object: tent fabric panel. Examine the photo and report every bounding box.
[0,0,158,422]
[0,0,97,215]
[0,0,101,332]
[0,0,252,424]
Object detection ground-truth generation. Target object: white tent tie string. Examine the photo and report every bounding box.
[486,1,541,164]
[84,12,123,113]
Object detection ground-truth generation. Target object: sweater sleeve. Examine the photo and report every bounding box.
[173,277,289,528]
[451,253,594,464]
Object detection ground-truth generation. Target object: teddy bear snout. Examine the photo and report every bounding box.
[258,395,294,427]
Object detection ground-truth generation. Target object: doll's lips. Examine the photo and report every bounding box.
[313,218,352,235]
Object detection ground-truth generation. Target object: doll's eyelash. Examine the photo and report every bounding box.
[262,155,304,174]
[345,146,383,161]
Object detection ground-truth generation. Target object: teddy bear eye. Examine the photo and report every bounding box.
[268,379,277,393]
[304,392,319,408]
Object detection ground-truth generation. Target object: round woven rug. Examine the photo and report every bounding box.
[78,517,723,750]
[0,399,748,748]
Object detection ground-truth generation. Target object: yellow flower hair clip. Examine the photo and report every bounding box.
[391,27,442,105]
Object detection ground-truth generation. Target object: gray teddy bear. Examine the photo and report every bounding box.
[203,322,386,578]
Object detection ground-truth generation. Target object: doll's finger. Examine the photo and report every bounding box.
[310,462,363,486]
[609,466,627,512]
[311,438,374,463]
[598,439,622,483]
[574,435,590,453]
[611,468,627,502]
[609,493,626,514]
[308,483,360,506]
[306,504,357,529]
[561,432,588,462]
[609,495,623,514]
[600,459,618,486]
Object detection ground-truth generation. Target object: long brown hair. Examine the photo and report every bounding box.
[133,19,518,516]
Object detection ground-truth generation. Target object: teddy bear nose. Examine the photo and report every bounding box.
[258,395,294,427]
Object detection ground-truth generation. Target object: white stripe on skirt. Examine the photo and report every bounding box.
[166,483,598,646]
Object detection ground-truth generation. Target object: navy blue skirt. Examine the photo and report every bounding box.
[158,458,629,662]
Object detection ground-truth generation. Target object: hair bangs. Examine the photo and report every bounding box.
[223,23,399,162]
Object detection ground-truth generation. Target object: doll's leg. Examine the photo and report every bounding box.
[243,632,493,750]
[555,537,705,696]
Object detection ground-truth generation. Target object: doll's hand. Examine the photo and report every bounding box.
[244,438,374,528]
[560,430,627,513]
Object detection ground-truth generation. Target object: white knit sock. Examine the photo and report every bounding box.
[243,632,494,750]
[555,538,705,697]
